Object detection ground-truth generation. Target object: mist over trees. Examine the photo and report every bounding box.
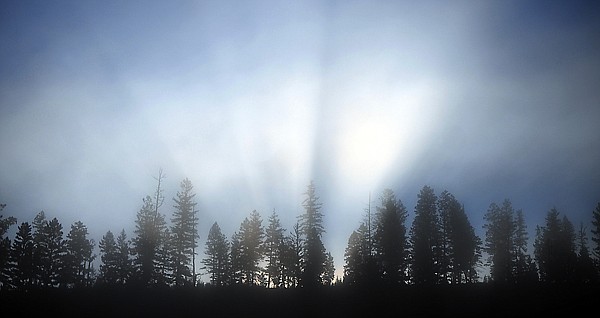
[1,172,599,293]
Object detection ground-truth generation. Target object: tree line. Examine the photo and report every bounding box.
[1,173,599,291]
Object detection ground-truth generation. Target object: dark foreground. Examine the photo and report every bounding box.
[1,283,597,317]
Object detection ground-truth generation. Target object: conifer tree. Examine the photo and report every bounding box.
[171,178,198,286]
[203,222,229,287]
[64,221,95,287]
[534,208,577,283]
[344,224,370,285]
[483,200,514,283]
[0,209,16,289]
[9,222,34,289]
[237,210,264,285]
[264,210,285,288]
[591,202,600,259]
[99,230,119,285]
[299,181,328,287]
[132,169,168,286]
[410,185,439,285]
[374,189,408,285]
[115,229,131,284]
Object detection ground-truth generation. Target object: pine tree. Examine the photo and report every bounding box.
[32,211,48,287]
[133,196,167,286]
[483,200,514,283]
[299,181,327,287]
[534,208,577,283]
[512,209,531,283]
[115,229,131,285]
[283,222,303,288]
[0,209,16,289]
[203,222,230,287]
[343,224,370,285]
[410,185,439,285]
[9,222,34,290]
[230,230,243,285]
[43,217,65,287]
[575,224,597,283]
[439,191,481,284]
[132,169,168,286]
[237,210,264,286]
[171,178,198,287]
[373,189,408,285]
[264,210,285,288]
[323,252,335,285]
[99,230,119,285]
[64,221,95,287]
[591,202,600,259]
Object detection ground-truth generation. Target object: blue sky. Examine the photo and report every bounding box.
[1,0,600,280]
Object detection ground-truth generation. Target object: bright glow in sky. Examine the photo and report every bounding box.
[1,0,600,280]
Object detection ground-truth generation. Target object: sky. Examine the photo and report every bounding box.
[1,0,600,281]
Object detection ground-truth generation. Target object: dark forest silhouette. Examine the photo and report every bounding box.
[1,171,599,316]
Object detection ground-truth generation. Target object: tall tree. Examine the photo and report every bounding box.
[483,200,514,283]
[115,229,132,285]
[42,217,65,287]
[343,224,370,285]
[171,178,198,287]
[299,181,328,287]
[410,185,439,285]
[283,222,303,288]
[534,208,577,283]
[0,208,16,289]
[32,211,48,287]
[591,202,600,259]
[9,222,34,290]
[373,189,408,285]
[203,222,230,287]
[133,196,167,286]
[64,221,95,287]
[264,210,286,288]
[99,230,119,285]
[439,191,481,284]
[237,210,264,285]
[511,209,533,283]
[575,224,597,283]
[132,170,168,286]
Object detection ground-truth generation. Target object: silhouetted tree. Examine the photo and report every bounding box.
[0,209,16,289]
[283,222,303,287]
[264,210,286,288]
[483,200,514,283]
[115,229,132,284]
[31,211,47,286]
[575,224,597,283]
[203,222,229,287]
[63,221,95,287]
[155,227,174,286]
[323,251,335,285]
[171,178,198,287]
[41,217,65,287]
[237,210,264,285]
[133,196,167,286]
[534,208,577,283]
[343,224,370,285]
[299,181,328,287]
[9,222,34,290]
[373,189,408,285]
[592,202,600,259]
[438,191,481,284]
[230,230,243,284]
[132,169,169,286]
[99,230,119,285]
[410,185,439,285]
